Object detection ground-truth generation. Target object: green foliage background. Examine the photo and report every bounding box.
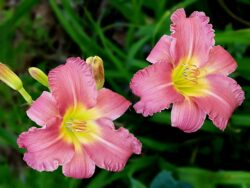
[0,0,250,187]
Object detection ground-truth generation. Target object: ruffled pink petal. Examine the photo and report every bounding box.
[171,99,206,133]
[84,118,141,172]
[146,35,176,64]
[203,46,237,75]
[170,8,214,66]
[27,91,59,127]
[194,74,244,130]
[94,88,131,120]
[62,150,95,179]
[17,123,74,172]
[130,62,184,116]
[48,57,97,114]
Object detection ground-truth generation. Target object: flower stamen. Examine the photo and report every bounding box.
[172,58,209,97]
[182,63,200,84]
[66,119,87,132]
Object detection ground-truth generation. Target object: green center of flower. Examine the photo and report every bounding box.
[60,105,100,151]
[65,119,87,132]
[172,58,209,97]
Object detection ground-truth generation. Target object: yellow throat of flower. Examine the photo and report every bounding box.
[172,57,209,97]
[60,105,100,151]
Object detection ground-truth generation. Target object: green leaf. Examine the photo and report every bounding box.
[231,114,250,127]
[178,168,250,188]
[150,111,250,131]
[84,10,131,80]
[49,0,102,55]
[0,0,39,64]
[237,0,250,5]
[86,157,156,188]
[0,0,38,27]
[216,29,250,44]
[139,137,178,151]
[130,177,147,188]
[127,36,150,67]
[0,127,19,151]
[150,170,192,188]
[237,58,250,80]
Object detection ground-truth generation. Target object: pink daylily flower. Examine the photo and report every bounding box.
[18,57,141,179]
[130,9,244,132]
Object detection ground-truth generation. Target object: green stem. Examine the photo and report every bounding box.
[218,0,250,26]
[18,87,33,105]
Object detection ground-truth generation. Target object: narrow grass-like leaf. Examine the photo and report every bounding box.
[216,29,250,44]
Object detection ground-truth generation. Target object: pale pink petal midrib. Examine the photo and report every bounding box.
[187,20,194,60]
[70,78,78,109]
[203,90,230,107]
[90,133,126,154]
[141,82,173,93]
[30,137,62,160]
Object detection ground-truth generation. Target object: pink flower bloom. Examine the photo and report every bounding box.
[18,57,141,179]
[130,9,244,133]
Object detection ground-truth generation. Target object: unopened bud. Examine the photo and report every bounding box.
[0,63,33,104]
[0,63,23,90]
[86,56,105,89]
[28,67,48,87]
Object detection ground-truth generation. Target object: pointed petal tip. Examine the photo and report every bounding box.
[95,88,131,120]
[146,35,175,64]
[204,46,238,75]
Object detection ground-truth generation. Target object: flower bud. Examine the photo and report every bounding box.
[0,63,33,104]
[0,63,23,91]
[86,56,105,89]
[28,67,48,87]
